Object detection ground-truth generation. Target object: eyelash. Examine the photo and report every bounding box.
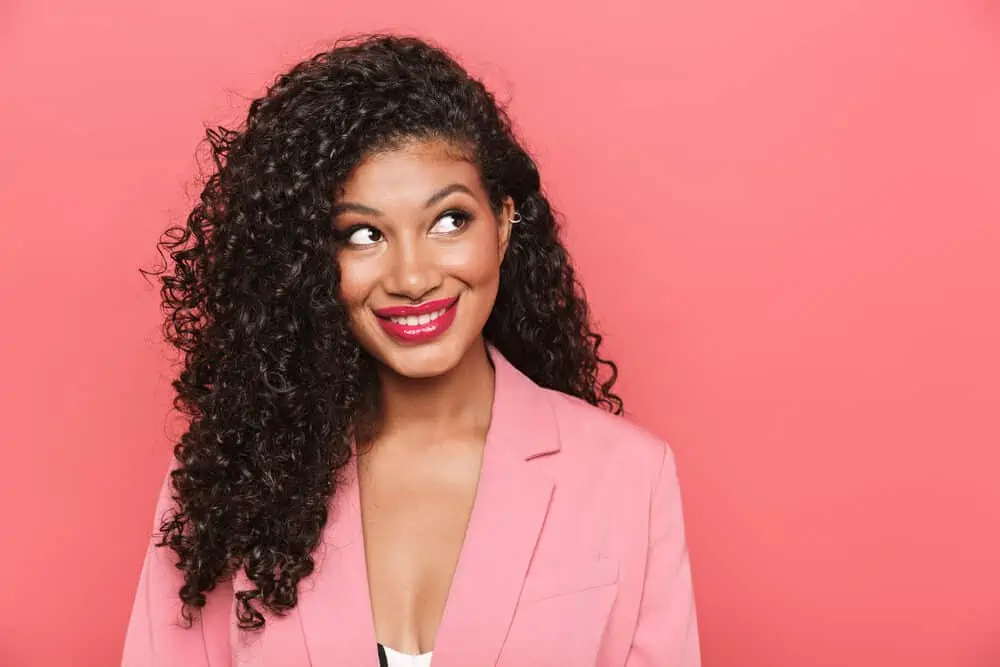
[337,224,381,246]
[434,209,472,233]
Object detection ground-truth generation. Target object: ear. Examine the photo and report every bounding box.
[498,196,515,262]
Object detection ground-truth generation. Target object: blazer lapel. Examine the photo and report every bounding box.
[430,345,561,667]
[297,455,379,666]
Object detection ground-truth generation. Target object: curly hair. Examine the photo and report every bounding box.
[145,33,623,631]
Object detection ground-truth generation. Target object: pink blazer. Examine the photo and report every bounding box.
[123,348,701,666]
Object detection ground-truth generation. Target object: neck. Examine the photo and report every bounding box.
[374,338,495,442]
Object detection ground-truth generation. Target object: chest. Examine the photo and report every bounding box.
[359,442,483,652]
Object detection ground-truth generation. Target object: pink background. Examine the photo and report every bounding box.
[1,1,998,665]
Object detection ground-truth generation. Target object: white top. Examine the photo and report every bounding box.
[379,643,433,667]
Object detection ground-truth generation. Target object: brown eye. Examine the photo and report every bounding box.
[346,226,383,247]
[430,210,471,234]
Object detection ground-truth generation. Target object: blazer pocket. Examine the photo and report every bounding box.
[519,557,620,603]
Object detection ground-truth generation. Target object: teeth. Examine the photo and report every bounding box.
[390,308,446,326]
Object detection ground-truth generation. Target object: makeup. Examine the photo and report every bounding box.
[373,296,459,343]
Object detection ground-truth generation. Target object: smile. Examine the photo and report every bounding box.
[386,307,449,326]
[373,296,460,343]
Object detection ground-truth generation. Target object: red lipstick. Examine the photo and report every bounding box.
[373,296,459,343]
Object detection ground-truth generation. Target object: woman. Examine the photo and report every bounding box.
[124,34,700,667]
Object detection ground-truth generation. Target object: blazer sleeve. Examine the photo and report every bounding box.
[122,463,232,667]
[625,445,702,666]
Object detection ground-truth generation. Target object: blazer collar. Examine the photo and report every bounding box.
[485,341,562,462]
[289,342,561,667]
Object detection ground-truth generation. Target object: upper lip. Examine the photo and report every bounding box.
[374,296,458,318]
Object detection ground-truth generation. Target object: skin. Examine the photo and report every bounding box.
[333,138,515,655]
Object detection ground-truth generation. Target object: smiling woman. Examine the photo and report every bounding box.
[124,34,700,667]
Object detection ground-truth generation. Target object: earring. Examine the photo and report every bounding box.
[510,211,523,224]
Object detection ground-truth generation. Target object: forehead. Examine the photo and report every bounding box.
[338,139,485,204]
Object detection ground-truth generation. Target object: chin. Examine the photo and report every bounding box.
[381,342,464,379]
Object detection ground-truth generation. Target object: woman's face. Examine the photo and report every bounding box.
[334,139,513,379]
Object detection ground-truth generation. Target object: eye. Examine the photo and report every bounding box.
[430,210,471,235]
[344,226,383,247]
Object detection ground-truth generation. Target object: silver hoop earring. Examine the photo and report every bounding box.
[510,211,523,224]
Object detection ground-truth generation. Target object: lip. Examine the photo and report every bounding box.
[374,296,460,344]
[373,297,458,319]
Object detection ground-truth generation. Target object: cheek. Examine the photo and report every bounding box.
[335,254,376,311]
[440,230,502,285]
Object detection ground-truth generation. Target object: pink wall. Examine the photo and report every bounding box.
[1,1,998,665]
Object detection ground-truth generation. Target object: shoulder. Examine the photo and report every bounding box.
[542,388,672,484]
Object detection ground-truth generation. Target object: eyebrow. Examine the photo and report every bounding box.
[332,183,477,218]
[424,183,476,208]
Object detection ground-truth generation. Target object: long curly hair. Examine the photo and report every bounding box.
[146,33,622,631]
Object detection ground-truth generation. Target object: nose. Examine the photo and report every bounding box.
[383,236,442,301]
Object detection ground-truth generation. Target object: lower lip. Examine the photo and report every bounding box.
[376,298,459,343]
